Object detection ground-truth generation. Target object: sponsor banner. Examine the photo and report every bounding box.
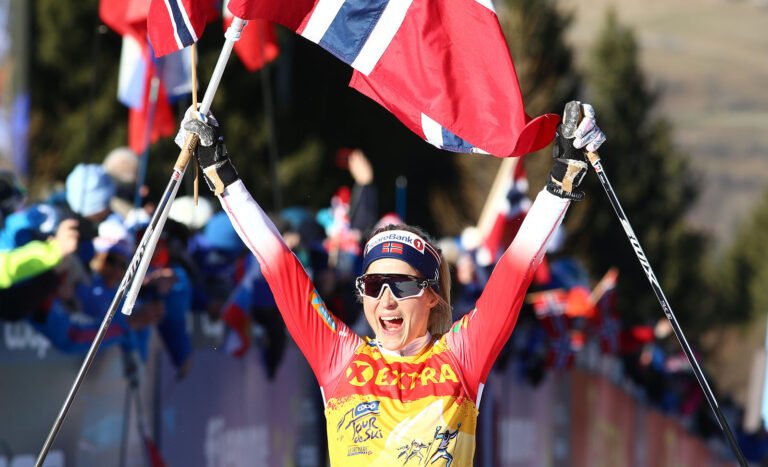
[0,314,739,467]
[644,410,736,467]
[569,369,737,467]
[570,369,637,467]
[1,320,57,361]
[0,341,147,466]
[485,364,565,467]
[159,344,324,466]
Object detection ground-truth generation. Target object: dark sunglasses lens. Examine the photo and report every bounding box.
[361,275,423,299]
[362,275,385,297]
[389,279,423,298]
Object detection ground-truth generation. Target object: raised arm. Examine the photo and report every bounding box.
[180,111,362,388]
[447,102,606,394]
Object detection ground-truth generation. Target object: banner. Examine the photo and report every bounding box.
[485,367,568,467]
[0,322,148,466]
[570,370,637,467]
[0,316,739,466]
[158,345,323,466]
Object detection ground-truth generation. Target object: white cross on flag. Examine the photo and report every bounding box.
[222,0,560,157]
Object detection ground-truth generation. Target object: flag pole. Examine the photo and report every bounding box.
[257,24,282,211]
[34,17,247,466]
[584,147,749,466]
[476,157,517,239]
[120,18,246,316]
[134,73,161,208]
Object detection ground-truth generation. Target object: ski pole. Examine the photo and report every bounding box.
[34,17,247,467]
[574,105,748,466]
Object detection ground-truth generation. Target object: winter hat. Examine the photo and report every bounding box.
[202,211,244,253]
[102,147,138,184]
[93,217,134,259]
[169,195,214,231]
[0,204,61,250]
[65,164,116,217]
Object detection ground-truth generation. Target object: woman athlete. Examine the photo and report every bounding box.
[179,102,606,466]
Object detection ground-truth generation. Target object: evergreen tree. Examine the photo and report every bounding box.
[448,0,581,233]
[719,188,768,323]
[569,11,714,329]
[26,1,575,239]
[29,0,124,193]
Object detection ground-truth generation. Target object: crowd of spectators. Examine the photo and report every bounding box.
[1,146,767,463]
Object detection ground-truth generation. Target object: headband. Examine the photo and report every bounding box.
[361,230,441,284]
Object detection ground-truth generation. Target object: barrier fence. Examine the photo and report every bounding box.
[0,317,736,466]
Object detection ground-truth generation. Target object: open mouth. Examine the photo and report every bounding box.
[379,315,404,332]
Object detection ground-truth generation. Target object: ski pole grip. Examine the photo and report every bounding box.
[174,132,200,172]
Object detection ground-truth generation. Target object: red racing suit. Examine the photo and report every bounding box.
[219,180,569,466]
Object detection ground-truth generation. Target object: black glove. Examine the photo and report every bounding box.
[183,117,240,195]
[545,101,604,201]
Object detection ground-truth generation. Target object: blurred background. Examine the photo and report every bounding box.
[0,0,767,465]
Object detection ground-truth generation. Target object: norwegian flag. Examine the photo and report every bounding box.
[531,289,576,370]
[476,158,531,267]
[220,262,259,357]
[147,0,219,57]
[102,0,191,153]
[223,0,279,71]
[221,299,252,357]
[590,268,621,354]
[100,0,149,37]
[382,242,404,254]
[225,0,559,157]
[123,44,179,153]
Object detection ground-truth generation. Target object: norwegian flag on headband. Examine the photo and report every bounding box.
[226,0,560,157]
[148,0,217,57]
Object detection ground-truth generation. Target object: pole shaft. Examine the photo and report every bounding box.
[122,165,185,315]
[586,152,749,466]
[134,75,162,208]
[35,168,185,467]
[35,18,247,465]
[256,23,282,211]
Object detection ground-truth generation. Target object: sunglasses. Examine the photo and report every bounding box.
[355,274,436,301]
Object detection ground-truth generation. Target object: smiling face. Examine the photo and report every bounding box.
[362,258,438,351]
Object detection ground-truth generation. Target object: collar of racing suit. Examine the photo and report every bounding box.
[376,332,433,358]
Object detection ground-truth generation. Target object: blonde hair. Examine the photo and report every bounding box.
[364,224,453,336]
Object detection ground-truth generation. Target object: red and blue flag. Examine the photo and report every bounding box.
[147,0,218,57]
[225,0,560,157]
[223,0,280,71]
[531,289,585,370]
[590,268,621,354]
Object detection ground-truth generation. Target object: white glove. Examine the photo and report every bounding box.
[174,105,220,149]
[572,103,606,153]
